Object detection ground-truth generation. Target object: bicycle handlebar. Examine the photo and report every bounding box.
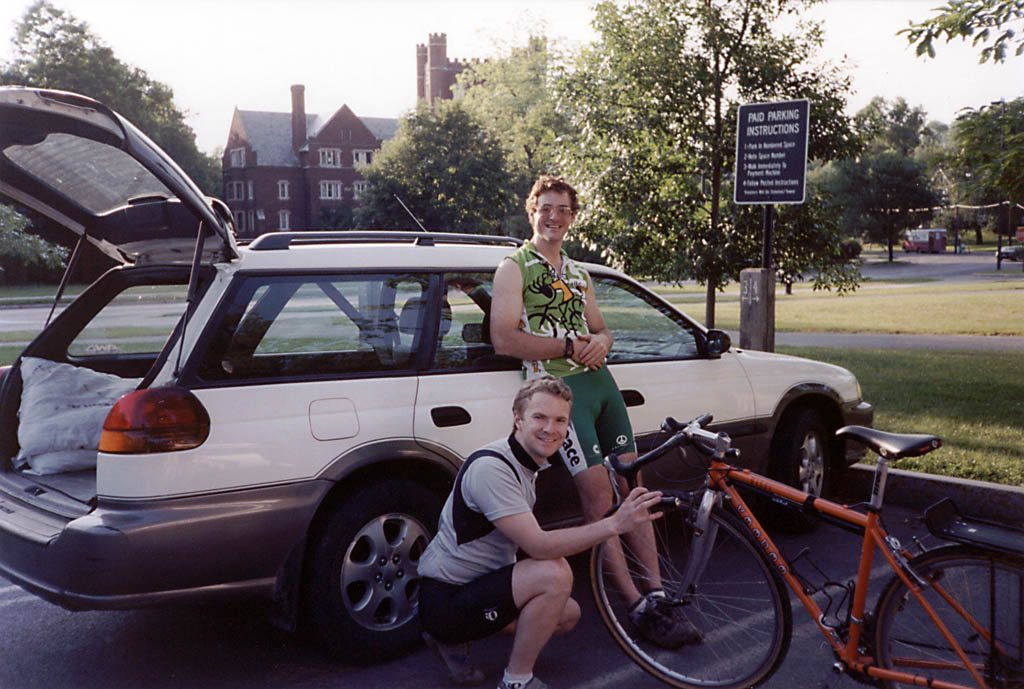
[605,413,733,484]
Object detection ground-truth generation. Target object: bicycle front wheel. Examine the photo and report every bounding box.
[873,545,1024,689]
[590,501,792,689]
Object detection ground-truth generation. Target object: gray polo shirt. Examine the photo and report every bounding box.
[418,435,547,585]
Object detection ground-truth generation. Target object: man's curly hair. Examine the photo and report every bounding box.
[525,176,580,217]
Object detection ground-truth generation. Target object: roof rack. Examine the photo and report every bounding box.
[247,231,523,251]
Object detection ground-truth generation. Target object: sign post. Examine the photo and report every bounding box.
[734,98,809,352]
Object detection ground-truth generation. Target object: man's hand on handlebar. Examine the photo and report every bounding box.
[610,487,664,534]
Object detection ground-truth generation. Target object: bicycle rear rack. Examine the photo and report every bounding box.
[925,498,1024,557]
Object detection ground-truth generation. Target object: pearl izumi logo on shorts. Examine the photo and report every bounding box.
[483,607,499,622]
[616,434,628,447]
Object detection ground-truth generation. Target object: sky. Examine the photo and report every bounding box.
[1,0,1021,155]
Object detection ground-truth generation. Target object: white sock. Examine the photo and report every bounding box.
[632,588,666,614]
[502,670,533,688]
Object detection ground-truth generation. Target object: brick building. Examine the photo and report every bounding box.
[416,33,471,107]
[222,85,398,238]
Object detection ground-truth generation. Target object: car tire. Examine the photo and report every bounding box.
[304,479,442,662]
[767,408,835,532]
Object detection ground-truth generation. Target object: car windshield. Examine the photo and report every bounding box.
[3,132,172,215]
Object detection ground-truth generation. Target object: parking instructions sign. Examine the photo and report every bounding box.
[734,99,809,205]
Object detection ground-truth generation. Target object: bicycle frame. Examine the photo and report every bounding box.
[705,459,993,689]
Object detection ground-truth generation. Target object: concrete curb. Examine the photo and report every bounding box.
[842,463,1024,527]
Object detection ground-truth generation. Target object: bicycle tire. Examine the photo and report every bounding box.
[590,500,792,689]
[873,545,1024,689]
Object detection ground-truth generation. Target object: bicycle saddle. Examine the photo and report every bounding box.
[835,425,942,460]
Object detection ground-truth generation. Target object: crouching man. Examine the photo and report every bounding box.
[417,376,664,689]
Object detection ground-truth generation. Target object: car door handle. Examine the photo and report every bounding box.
[620,389,645,407]
[431,406,472,428]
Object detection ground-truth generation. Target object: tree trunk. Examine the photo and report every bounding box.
[705,280,716,329]
[884,211,895,262]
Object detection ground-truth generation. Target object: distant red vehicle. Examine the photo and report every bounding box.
[902,228,947,253]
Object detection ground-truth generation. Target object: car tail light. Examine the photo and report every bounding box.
[99,387,210,454]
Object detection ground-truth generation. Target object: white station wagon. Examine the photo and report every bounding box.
[0,87,872,660]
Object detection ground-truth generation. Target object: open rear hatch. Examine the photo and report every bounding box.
[0,87,236,266]
[0,87,235,515]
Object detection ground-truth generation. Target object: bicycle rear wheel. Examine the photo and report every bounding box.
[873,545,1024,689]
[590,500,792,689]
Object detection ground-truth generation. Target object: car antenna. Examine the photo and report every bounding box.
[393,194,427,232]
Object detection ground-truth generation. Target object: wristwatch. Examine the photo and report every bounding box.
[564,336,574,359]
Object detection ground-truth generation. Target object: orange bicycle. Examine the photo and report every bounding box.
[592,414,1024,689]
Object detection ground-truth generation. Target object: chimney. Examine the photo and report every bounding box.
[291,84,306,153]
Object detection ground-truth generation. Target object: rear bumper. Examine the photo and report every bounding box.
[0,480,327,611]
[840,400,874,465]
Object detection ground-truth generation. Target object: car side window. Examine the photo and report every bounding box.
[592,276,701,362]
[197,273,428,381]
[432,272,511,371]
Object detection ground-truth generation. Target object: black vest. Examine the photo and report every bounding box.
[452,449,522,545]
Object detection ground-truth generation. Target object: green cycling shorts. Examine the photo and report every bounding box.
[558,366,636,477]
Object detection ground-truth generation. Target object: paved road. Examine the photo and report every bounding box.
[858,248,1024,281]
[0,503,938,689]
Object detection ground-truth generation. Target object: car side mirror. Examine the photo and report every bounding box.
[705,329,731,359]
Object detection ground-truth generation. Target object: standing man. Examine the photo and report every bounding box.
[418,377,664,689]
[490,176,700,649]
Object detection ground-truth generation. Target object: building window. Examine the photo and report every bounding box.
[227,181,246,200]
[248,210,255,231]
[278,181,290,200]
[247,181,254,200]
[278,210,291,230]
[353,181,368,200]
[319,148,342,168]
[320,181,342,199]
[229,148,245,168]
[353,150,374,168]
[234,210,246,232]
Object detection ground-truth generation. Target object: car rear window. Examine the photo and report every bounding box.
[68,284,189,358]
[5,133,172,214]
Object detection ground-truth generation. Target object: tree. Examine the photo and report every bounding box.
[826,154,938,261]
[1,1,221,194]
[456,36,571,196]
[855,96,929,156]
[319,205,355,231]
[948,98,1024,245]
[0,204,67,284]
[817,98,940,261]
[901,0,1024,63]
[556,0,860,327]
[354,103,517,233]
[951,98,1024,216]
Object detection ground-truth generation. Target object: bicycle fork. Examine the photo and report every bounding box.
[679,489,721,593]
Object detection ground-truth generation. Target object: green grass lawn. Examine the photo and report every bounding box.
[779,346,1024,487]
[655,280,1024,336]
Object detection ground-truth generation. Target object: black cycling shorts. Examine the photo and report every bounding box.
[419,564,518,644]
